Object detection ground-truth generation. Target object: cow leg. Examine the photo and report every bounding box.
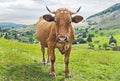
[47,49,50,65]
[41,46,46,65]
[64,45,71,78]
[49,52,56,76]
[48,43,56,76]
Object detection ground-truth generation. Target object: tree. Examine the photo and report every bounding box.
[0,33,2,38]
[100,32,104,36]
[0,27,2,32]
[99,28,102,30]
[29,37,34,43]
[4,33,9,39]
[109,36,117,45]
[82,32,87,38]
[14,33,18,40]
[87,34,92,42]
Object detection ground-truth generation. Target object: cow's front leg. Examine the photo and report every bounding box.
[48,42,56,76]
[46,49,50,65]
[64,45,71,78]
[41,46,46,65]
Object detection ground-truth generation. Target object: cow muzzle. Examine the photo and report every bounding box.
[56,35,69,42]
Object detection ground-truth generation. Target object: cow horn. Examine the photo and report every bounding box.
[72,7,81,14]
[46,6,55,14]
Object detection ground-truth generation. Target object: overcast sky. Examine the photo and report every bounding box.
[0,0,119,24]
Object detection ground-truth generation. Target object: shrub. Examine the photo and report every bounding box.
[98,45,102,50]
[88,44,94,49]
[103,43,109,50]
[77,38,86,44]
[112,46,120,51]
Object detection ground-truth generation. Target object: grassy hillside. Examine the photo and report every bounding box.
[0,38,120,81]
[88,28,120,44]
[85,3,120,29]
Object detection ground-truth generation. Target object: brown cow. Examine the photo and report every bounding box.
[36,6,83,78]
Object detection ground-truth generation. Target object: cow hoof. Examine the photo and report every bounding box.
[65,74,72,78]
[49,72,56,77]
[42,62,47,65]
[46,62,51,66]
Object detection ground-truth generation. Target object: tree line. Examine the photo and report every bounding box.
[0,27,37,44]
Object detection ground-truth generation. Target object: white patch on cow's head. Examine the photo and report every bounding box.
[61,11,64,13]
[64,11,67,13]
[60,10,68,14]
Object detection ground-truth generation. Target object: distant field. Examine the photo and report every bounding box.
[0,38,120,81]
[88,28,120,45]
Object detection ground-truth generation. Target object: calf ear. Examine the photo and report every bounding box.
[72,15,83,23]
[43,14,54,22]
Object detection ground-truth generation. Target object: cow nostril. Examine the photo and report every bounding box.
[56,35,69,42]
[64,37,67,41]
[58,38,60,41]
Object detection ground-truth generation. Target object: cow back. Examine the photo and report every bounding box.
[36,17,56,47]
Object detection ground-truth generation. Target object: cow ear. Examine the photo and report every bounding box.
[43,14,54,22]
[72,15,83,23]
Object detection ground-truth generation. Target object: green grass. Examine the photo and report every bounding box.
[0,38,120,81]
[88,28,120,45]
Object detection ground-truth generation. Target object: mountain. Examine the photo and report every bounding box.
[87,3,120,19]
[0,22,26,28]
[85,3,120,29]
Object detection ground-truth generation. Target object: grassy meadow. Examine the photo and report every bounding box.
[0,38,120,81]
